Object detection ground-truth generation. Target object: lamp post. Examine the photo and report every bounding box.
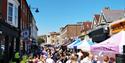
[29,5,39,13]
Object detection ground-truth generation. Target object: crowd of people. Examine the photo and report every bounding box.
[19,46,116,63]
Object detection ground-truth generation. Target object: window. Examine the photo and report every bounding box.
[14,6,18,27]
[8,3,13,23]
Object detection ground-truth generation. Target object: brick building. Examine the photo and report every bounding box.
[0,0,20,62]
[81,22,92,35]
[0,0,38,62]
[60,24,82,41]
[19,0,38,54]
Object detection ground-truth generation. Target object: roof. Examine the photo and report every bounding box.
[61,24,82,31]
[50,32,60,35]
[82,22,92,31]
[94,14,100,24]
[102,9,125,23]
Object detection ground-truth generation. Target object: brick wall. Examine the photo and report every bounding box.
[1,0,7,20]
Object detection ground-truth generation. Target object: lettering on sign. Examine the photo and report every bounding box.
[94,47,116,52]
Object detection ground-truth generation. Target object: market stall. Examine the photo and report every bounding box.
[67,39,81,48]
[91,30,125,54]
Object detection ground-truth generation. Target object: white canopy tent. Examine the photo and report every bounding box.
[91,30,125,54]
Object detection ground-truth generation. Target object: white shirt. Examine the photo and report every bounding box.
[46,58,55,63]
[80,57,92,63]
[66,60,79,63]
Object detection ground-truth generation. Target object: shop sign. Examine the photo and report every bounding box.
[21,29,29,39]
[94,47,116,52]
[109,19,125,35]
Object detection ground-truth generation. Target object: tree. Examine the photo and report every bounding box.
[37,37,45,45]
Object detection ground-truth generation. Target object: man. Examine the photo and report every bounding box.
[46,54,55,63]
[14,51,20,63]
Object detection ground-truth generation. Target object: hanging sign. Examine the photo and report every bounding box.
[109,18,125,35]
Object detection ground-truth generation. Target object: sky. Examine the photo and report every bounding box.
[27,0,125,35]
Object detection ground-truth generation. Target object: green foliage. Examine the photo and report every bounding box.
[37,36,45,45]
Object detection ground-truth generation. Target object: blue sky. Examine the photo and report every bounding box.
[27,0,125,35]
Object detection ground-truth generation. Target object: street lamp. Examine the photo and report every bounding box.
[29,5,39,13]
[31,7,39,13]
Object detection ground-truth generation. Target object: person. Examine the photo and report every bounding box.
[14,51,20,63]
[28,55,33,63]
[60,52,67,63]
[42,47,48,59]
[92,55,100,63]
[52,49,60,62]
[77,49,83,62]
[38,55,46,63]
[46,54,55,63]
[56,58,62,63]
[80,52,92,63]
[103,55,110,63]
[20,55,28,63]
[32,55,39,63]
[109,57,115,63]
[66,53,79,63]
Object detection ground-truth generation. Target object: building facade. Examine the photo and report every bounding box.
[81,22,92,35]
[30,17,38,45]
[19,0,38,54]
[89,7,125,43]
[46,35,51,44]
[0,0,20,62]
[91,14,100,29]
[60,24,82,41]
[39,35,47,43]
[49,32,60,45]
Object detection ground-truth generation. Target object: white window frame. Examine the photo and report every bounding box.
[7,0,19,27]
[8,2,13,24]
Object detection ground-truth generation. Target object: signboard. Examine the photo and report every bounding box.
[21,29,29,39]
[109,18,125,35]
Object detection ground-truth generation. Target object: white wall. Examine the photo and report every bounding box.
[46,35,51,44]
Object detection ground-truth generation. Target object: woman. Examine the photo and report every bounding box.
[46,54,55,63]
[32,55,39,63]
[103,55,110,63]
[38,55,46,63]
[92,55,100,63]
[109,57,115,63]
[80,52,93,63]
[66,53,79,63]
